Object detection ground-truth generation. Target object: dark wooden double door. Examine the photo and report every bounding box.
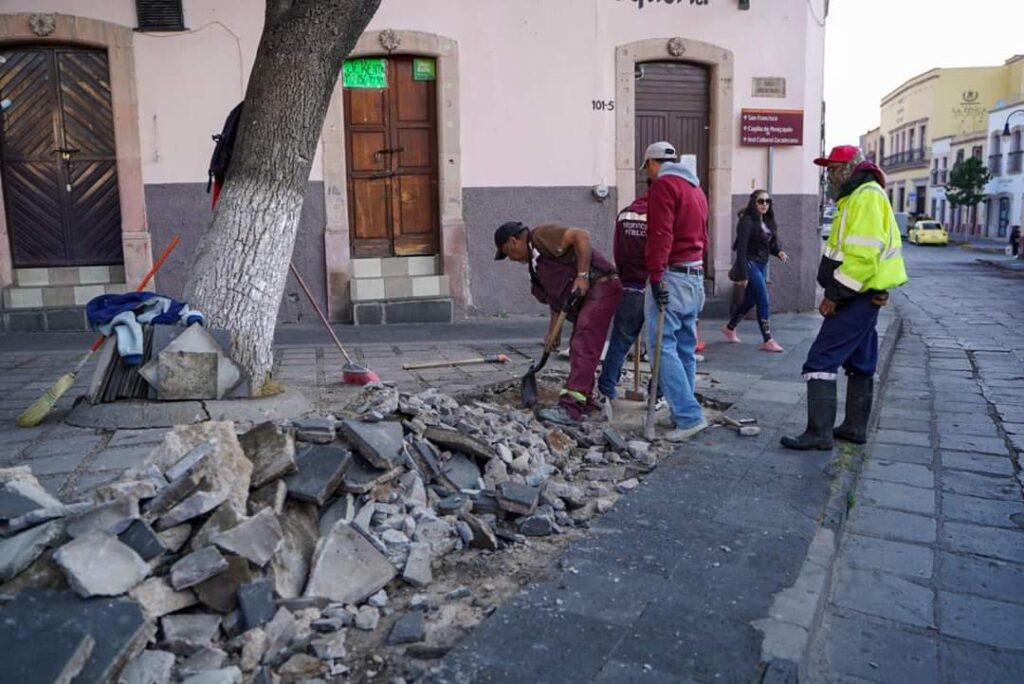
[0,46,123,267]
[634,61,710,200]
[345,56,440,258]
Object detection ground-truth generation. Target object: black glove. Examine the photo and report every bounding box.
[651,281,669,310]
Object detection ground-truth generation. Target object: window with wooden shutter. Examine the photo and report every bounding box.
[135,0,185,32]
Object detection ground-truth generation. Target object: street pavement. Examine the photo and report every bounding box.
[808,246,1024,682]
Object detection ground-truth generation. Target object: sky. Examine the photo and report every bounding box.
[824,0,1023,149]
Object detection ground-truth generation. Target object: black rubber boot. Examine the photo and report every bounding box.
[780,379,837,451]
[834,375,873,444]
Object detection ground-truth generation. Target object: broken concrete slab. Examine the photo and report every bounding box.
[0,589,154,683]
[0,619,93,684]
[178,646,228,678]
[158,490,228,531]
[441,454,483,492]
[194,556,253,614]
[239,627,267,672]
[0,518,64,582]
[53,531,150,598]
[293,415,337,445]
[119,649,175,684]
[413,518,458,559]
[170,547,229,591]
[496,482,541,516]
[238,579,276,630]
[66,497,140,539]
[267,502,319,600]
[402,542,432,588]
[410,439,444,482]
[340,419,405,469]
[190,503,243,552]
[261,607,297,666]
[545,481,587,509]
[129,577,198,619]
[118,519,167,561]
[161,613,222,655]
[142,470,204,523]
[248,479,287,517]
[388,611,425,645]
[158,350,219,400]
[423,426,493,460]
[210,508,283,567]
[354,605,380,631]
[156,523,192,554]
[304,521,396,604]
[164,439,217,482]
[285,445,352,506]
[278,653,324,679]
[64,400,209,430]
[153,323,244,400]
[458,512,498,551]
[435,493,471,516]
[179,666,242,684]
[0,479,63,521]
[311,630,347,660]
[603,426,629,452]
[239,422,297,488]
[203,389,312,426]
[341,453,402,495]
[4,501,91,535]
[318,494,356,537]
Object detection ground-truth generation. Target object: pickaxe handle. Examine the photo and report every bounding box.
[403,354,509,370]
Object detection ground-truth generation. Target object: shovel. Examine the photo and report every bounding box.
[643,307,666,440]
[521,291,580,408]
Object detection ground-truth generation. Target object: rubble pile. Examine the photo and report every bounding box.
[0,385,669,682]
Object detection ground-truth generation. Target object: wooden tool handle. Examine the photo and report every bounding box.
[289,262,353,365]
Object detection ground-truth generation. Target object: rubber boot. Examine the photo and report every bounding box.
[834,375,873,444]
[780,379,837,451]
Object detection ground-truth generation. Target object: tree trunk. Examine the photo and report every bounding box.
[184,0,381,391]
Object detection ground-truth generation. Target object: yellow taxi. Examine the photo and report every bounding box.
[908,220,949,246]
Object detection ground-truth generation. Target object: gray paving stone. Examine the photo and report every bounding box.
[938,434,1009,456]
[90,446,151,472]
[818,611,938,683]
[107,429,170,449]
[840,534,933,579]
[171,547,229,590]
[874,430,931,448]
[210,508,283,567]
[941,636,1024,683]
[941,470,1020,501]
[940,450,1016,476]
[868,443,933,465]
[53,531,150,597]
[340,419,405,469]
[937,591,1024,650]
[859,479,935,515]
[118,519,166,561]
[285,445,352,506]
[831,565,934,628]
[847,506,936,544]
[238,579,276,630]
[119,649,175,684]
[304,522,396,604]
[937,552,1024,605]
[387,610,425,645]
[0,518,64,582]
[239,422,296,488]
[862,460,934,488]
[942,492,1024,528]
[936,419,1002,439]
[24,435,103,458]
[161,613,222,655]
[942,521,1024,563]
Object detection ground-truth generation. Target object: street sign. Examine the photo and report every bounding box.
[343,58,387,89]
[740,109,804,146]
[413,58,436,81]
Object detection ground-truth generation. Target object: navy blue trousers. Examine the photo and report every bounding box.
[802,293,880,380]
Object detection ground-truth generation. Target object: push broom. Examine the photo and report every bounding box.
[17,235,182,428]
[288,263,380,385]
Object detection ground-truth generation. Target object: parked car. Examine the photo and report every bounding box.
[908,220,948,246]
[820,206,837,240]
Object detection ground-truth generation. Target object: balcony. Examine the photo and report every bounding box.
[1009,151,1023,175]
[989,154,1003,177]
[882,149,928,171]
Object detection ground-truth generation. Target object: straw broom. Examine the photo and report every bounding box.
[16,235,181,428]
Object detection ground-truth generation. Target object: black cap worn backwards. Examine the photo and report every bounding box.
[494,221,527,260]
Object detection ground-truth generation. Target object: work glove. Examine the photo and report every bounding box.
[651,281,670,311]
[871,293,889,308]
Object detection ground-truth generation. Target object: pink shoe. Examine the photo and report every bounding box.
[760,339,784,353]
[721,324,741,343]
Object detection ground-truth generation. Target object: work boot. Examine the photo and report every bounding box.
[536,405,580,427]
[780,379,837,451]
[834,375,873,444]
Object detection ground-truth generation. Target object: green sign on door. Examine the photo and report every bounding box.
[343,58,387,88]
[413,58,436,81]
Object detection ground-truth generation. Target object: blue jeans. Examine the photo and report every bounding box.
[646,272,706,429]
[597,288,645,399]
[728,260,772,341]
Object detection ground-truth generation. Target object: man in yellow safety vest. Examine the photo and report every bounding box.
[782,145,908,451]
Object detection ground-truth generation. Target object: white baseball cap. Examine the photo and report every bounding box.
[643,141,677,165]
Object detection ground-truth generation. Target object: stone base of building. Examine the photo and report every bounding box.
[353,298,454,326]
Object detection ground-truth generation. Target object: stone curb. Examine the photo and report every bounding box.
[757,309,905,683]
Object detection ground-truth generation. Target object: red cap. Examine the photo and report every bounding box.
[814,145,860,167]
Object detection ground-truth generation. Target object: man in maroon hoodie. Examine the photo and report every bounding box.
[596,190,649,405]
[644,142,709,441]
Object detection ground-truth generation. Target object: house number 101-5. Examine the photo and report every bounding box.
[592,100,615,111]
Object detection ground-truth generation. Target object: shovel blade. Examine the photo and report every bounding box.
[520,370,538,408]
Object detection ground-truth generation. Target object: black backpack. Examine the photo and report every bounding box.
[207,102,243,204]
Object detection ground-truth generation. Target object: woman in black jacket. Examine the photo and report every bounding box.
[722,189,789,351]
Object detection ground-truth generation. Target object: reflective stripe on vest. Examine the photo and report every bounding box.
[833,184,902,263]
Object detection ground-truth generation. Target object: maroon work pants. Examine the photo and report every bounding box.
[559,278,623,419]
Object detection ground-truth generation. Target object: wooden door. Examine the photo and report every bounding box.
[344,56,439,258]
[0,46,123,267]
[634,62,710,200]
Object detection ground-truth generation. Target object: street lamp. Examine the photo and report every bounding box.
[1001,109,1024,136]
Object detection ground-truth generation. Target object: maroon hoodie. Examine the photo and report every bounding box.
[614,194,649,288]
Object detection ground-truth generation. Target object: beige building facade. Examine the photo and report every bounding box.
[0,1,828,330]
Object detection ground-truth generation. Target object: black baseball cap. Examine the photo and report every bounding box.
[494,221,528,260]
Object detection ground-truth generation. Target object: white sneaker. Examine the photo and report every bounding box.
[662,420,709,443]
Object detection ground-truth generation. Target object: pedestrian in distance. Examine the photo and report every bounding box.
[643,141,709,442]
[1009,225,1020,257]
[781,145,908,451]
[722,189,790,352]
[494,221,623,426]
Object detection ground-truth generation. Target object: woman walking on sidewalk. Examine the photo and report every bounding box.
[722,189,789,351]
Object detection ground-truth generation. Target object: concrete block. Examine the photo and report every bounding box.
[53,531,150,598]
[303,522,396,604]
[158,351,218,400]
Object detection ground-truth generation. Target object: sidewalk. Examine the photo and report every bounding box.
[420,311,897,683]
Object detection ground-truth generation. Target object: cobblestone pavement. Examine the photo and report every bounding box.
[808,247,1024,682]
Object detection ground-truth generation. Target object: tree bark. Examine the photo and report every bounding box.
[184,0,381,391]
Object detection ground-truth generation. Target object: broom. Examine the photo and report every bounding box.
[16,235,181,428]
[288,263,380,385]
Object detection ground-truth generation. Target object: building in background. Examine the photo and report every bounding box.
[0,1,828,331]
[984,98,1024,240]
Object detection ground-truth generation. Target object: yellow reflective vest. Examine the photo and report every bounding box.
[825,181,908,293]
